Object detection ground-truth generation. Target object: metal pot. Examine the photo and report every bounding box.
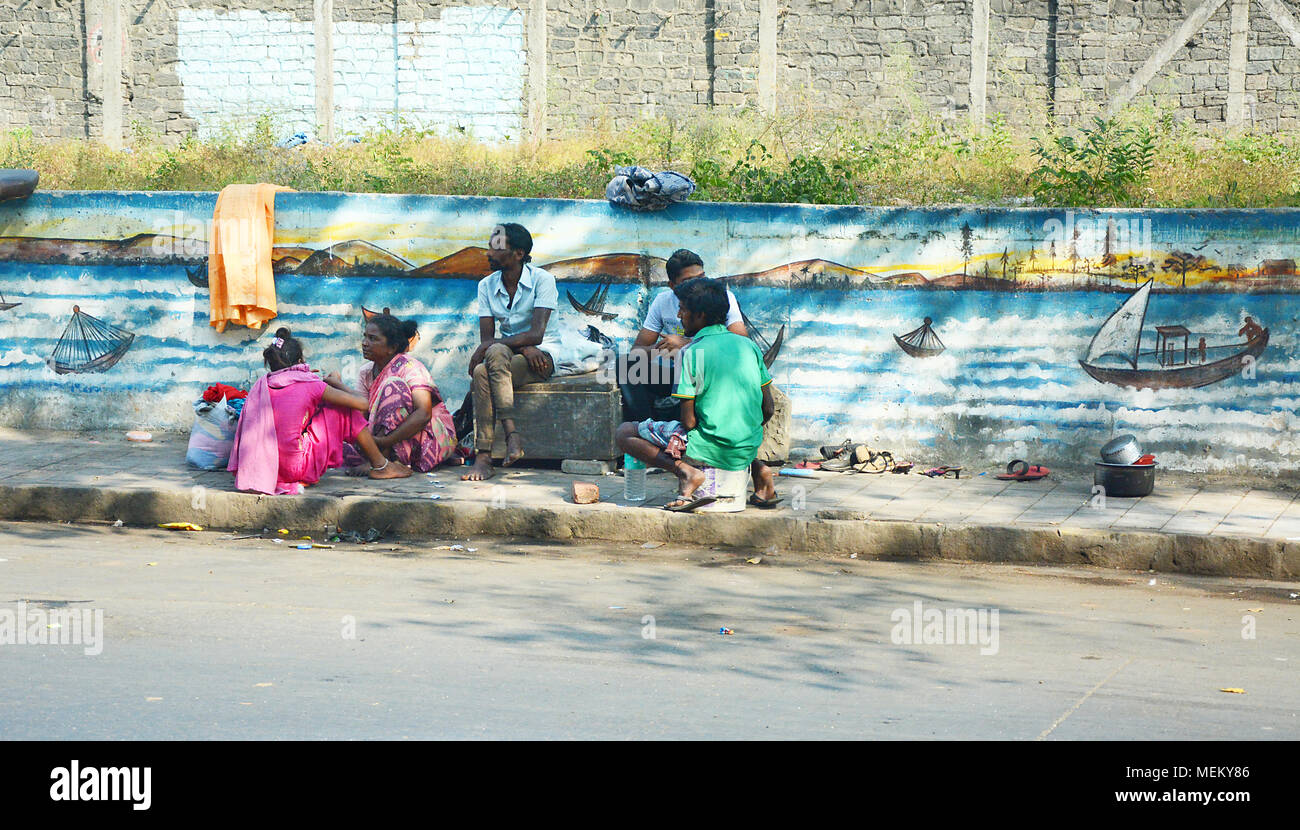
[1100,434,1142,465]
[1095,462,1156,497]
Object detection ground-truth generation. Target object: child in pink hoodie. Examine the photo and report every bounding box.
[228,327,410,494]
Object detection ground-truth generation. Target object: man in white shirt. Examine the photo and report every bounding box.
[463,223,559,481]
[624,249,747,422]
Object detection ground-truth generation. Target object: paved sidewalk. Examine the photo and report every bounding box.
[3,429,1299,580]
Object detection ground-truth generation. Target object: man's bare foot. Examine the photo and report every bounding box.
[673,460,706,500]
[369,459,412,479]
[461,455,494,481]
[346,464,371,477]
[752,462,777,501]
[503,431,524,467]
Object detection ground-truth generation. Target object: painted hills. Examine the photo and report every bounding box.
[291,240,414,276]
[0,234,207,265]
[4,233,1300,293]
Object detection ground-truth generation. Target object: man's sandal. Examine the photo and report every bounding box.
[819,440,855,460]
[663,495,717,513]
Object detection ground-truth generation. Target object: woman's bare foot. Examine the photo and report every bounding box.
[462,455,494,481]
[369,459,412,479]
[503,431,525,467]
[346,464,371,477]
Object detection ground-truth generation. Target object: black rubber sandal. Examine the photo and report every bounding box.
[663,495,718,513]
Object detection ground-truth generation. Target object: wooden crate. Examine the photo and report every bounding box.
[479,371,621,461]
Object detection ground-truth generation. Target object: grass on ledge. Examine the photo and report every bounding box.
[6,107,1300,209]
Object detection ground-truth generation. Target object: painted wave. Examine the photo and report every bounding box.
[2,265,1298,470]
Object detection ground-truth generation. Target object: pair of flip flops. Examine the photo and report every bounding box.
[747,494,782,509]
[995,460,1051,481]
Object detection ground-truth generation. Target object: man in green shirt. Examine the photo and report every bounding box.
[616,277,774,511]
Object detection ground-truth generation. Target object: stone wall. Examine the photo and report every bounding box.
[6,1,1300,141]
[0,0,88,140]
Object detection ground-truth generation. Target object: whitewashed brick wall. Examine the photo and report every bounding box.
[176,9,316,138]
[335,8,524,138]
[175,6,524,141]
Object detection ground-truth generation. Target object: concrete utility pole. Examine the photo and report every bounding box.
[758,0,777,114]
[969,0,990,129]
[528,0,548,138]
[101,0,124,149]
[1228,0,1248,127]
[315,0,335,143]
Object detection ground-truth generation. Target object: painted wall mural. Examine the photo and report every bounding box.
[1,192,1298,474]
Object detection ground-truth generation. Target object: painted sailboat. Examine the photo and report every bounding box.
[1078,280,1268,389]
[0,289,18,311]
[894,317,945,358]
[741,309,786,368]
[48,306,135,374]
[186,262,209,288]
[567,277,618,321]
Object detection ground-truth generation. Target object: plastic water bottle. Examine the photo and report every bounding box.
[624,454,647,502]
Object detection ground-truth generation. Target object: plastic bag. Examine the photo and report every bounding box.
[605,166,696,211]
[186,397,240,470]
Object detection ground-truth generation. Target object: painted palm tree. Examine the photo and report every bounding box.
[959,222,974,282]
[1162,251,1209,289]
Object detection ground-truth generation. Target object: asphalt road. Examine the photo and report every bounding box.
[0,520,1296,740]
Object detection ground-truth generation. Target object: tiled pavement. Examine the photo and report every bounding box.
[4,429,1300,544]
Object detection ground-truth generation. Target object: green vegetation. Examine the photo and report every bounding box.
[7,110,1300,208]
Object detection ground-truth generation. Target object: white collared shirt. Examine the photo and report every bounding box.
[642,287,743,337]
[476,263,604,376]
[477,263,558,339]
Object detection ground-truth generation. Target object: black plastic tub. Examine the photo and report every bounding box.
[1094,462,1156,497]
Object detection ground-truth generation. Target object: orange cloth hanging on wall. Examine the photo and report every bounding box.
[208,183,295,333]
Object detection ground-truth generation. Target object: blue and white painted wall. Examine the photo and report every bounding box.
[2,191,1299,474]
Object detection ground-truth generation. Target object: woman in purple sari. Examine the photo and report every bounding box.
[331,313,457,473]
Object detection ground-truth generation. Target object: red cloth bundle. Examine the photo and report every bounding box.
[202,383,248,402]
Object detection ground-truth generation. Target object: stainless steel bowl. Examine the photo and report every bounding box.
[1100,434,1142,465]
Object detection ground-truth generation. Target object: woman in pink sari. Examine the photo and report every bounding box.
[229,327,411,495]
[331,314,457,473]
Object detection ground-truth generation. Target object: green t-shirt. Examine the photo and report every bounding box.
[671,324,772,471]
